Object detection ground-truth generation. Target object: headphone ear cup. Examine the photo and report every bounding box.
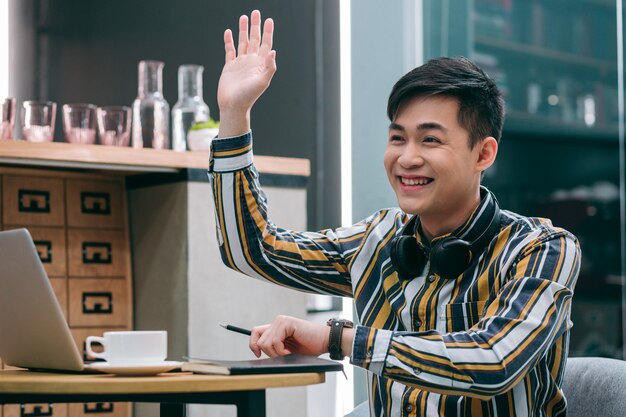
[390,236,427,280]
[430,238,472,278]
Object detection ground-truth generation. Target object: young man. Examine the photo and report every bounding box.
[209,10,581,417]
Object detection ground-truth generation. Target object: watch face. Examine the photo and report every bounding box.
[327,318,354,328]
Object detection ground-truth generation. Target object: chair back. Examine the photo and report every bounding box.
[563,357,626,417]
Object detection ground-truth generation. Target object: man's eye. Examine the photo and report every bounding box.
[389,135,404,142]
[423,136,440,143]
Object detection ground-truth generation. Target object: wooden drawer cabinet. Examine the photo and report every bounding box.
[68,279,130,327]
[70,327,129,361]
[4,404,67,417]
[2,176,64,227]
[68,229,127,277]
[69,403,130,417]
[0,169,133,417]
[66,180,124,229]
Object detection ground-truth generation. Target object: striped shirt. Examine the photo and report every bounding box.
[208,132,581,417]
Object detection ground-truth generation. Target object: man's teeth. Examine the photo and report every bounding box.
[401,177,431,186]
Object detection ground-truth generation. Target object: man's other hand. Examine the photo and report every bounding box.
[217,10,277,137]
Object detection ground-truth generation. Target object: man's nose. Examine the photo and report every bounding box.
[398,143,424,167]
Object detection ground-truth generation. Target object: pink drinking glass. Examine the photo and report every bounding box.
[97,106,131,146]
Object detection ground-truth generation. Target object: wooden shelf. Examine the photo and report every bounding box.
[0,140,310,177]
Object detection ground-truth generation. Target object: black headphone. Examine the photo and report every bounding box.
[389,198,501,281]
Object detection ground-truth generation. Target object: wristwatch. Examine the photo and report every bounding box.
[327,318,354,360]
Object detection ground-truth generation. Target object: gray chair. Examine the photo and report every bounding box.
[346,357,626,417]
[563,356,626,417]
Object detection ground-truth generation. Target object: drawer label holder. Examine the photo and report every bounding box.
[34,240,53,263]
[82,292,113,314]
[81,192,111,216]
[20,404,53,417]
[18,190,51,213]
[82,242,112,264]
[84,403,114,414]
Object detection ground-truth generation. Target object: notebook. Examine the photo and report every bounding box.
[182,354,344,375]
[0,228,99,372]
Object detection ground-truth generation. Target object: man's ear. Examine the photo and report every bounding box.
[476,136,498,172]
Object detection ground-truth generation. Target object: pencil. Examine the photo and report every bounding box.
[219,323,252,336]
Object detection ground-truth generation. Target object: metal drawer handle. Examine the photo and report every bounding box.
[82,242,112,264]
[18,190,50,213]
[20,404,53,417]
[82,292,113,314]
[81,192,111,215]
[34,240,52,263]
[84,403,114,414]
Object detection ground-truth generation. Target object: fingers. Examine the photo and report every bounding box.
[250,316,296,358]
[224,29,236,63]
[249,324,269,358]
[258,18,274,57]
[250,323,291,358]
[237,14,249,56]
[248,10,262,54]
[233,11,274,58]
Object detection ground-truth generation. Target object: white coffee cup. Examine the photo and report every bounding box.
[85,330,167,364]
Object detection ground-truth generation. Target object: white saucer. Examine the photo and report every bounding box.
[89,361,183,376]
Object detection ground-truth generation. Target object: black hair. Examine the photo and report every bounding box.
[387,56,505,148]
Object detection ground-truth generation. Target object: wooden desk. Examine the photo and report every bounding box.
[0,369,325,417]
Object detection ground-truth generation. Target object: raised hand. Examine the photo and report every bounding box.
[217,10,277,137]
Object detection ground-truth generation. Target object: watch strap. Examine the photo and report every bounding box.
[327,319,353,360]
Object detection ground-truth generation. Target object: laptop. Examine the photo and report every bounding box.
[0,228,98,372]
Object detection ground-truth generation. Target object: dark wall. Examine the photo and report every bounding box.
[23,0,341,230]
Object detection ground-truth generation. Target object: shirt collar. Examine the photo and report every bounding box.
[415,186,499,247]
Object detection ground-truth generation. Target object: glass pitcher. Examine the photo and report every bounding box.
[171,65,210,152]
[132,60,170,149]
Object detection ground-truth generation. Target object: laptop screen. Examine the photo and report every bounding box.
[0,228,84,371]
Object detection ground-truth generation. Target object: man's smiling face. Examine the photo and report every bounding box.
[384,95,494,237]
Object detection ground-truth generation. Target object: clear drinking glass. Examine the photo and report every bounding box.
[132,60,170,149]
[172,64,210,152]
[63,103,97,144]
[1,98,16,140]
[97,106,131,146]
[22,101,56,142]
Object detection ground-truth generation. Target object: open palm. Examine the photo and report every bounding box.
[217,11,277,113]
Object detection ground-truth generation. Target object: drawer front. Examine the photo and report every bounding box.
[68,229,127,277]
[68,279,129,327]
[3,176,64,226]
[69,403,129,417]
[70,327,130,362]
[3,227,67,277]
[66,180,124,229]
[50,278,68,320]
[4,404,67,417]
